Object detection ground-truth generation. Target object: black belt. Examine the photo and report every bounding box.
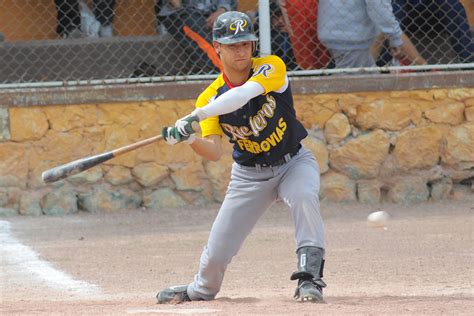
[240,144,301,169]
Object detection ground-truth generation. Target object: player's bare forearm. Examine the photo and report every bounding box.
[190,135,223,161]
[370,33,386,59]
[400,33,427,65]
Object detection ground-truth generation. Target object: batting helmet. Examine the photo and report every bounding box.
[212,11,258,44]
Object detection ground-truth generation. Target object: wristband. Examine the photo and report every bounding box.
[184,133,196,145]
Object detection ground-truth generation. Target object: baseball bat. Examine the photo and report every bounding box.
[41,134,163,184]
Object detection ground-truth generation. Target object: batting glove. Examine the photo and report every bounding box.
[175,115,199,136]
[162,126,195,146]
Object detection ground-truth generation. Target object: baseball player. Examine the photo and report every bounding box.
[158,11,326,303]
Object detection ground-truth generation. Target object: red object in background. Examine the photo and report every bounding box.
[284,0,330,69]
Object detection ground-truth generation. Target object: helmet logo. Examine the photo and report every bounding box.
[229,19,247,35]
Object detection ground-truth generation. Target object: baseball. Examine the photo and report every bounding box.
[367,211,390,228]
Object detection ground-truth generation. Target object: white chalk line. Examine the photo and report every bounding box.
[0,220,101,298]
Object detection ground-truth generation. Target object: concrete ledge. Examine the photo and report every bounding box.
[1,70,473,107]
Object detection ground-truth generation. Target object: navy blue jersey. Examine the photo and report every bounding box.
[197,55,307,166]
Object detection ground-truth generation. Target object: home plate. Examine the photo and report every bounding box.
[127,308,221,314]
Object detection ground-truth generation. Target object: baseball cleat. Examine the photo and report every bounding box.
[156,284,191,304]
[294,279,325,303]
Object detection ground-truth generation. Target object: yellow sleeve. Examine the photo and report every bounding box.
[195,76,225,138]
[248,55,287,95]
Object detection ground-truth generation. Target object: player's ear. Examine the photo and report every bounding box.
[213,42,221,55]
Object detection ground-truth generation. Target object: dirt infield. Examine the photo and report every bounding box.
[1,200,473,315]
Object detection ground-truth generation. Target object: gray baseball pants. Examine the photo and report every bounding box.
[187,146,325,301]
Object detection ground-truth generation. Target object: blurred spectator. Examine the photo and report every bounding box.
[317,0,404,69]
[157,0,237,74]
[373,32,428,68]
[280,0,330,70]
[270,2,297,70]
[55,0,116,39]
[392,0,474,63]
[253,1,298,70]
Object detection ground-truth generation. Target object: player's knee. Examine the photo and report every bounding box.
[286,187,319,204]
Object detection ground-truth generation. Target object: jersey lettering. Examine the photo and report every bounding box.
[236,117,288,154]
[221,123,253,141]
[221,94,277,139]
[248,95,276,136]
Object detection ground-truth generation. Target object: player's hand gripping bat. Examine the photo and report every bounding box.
[41,120,199,184]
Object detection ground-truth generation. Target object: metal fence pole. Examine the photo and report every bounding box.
[258,0,272,57]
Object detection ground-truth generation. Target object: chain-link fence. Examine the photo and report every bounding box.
[0,0,473,87]
[273,0,474,71]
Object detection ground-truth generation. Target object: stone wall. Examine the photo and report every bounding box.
[1,88,473,216]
